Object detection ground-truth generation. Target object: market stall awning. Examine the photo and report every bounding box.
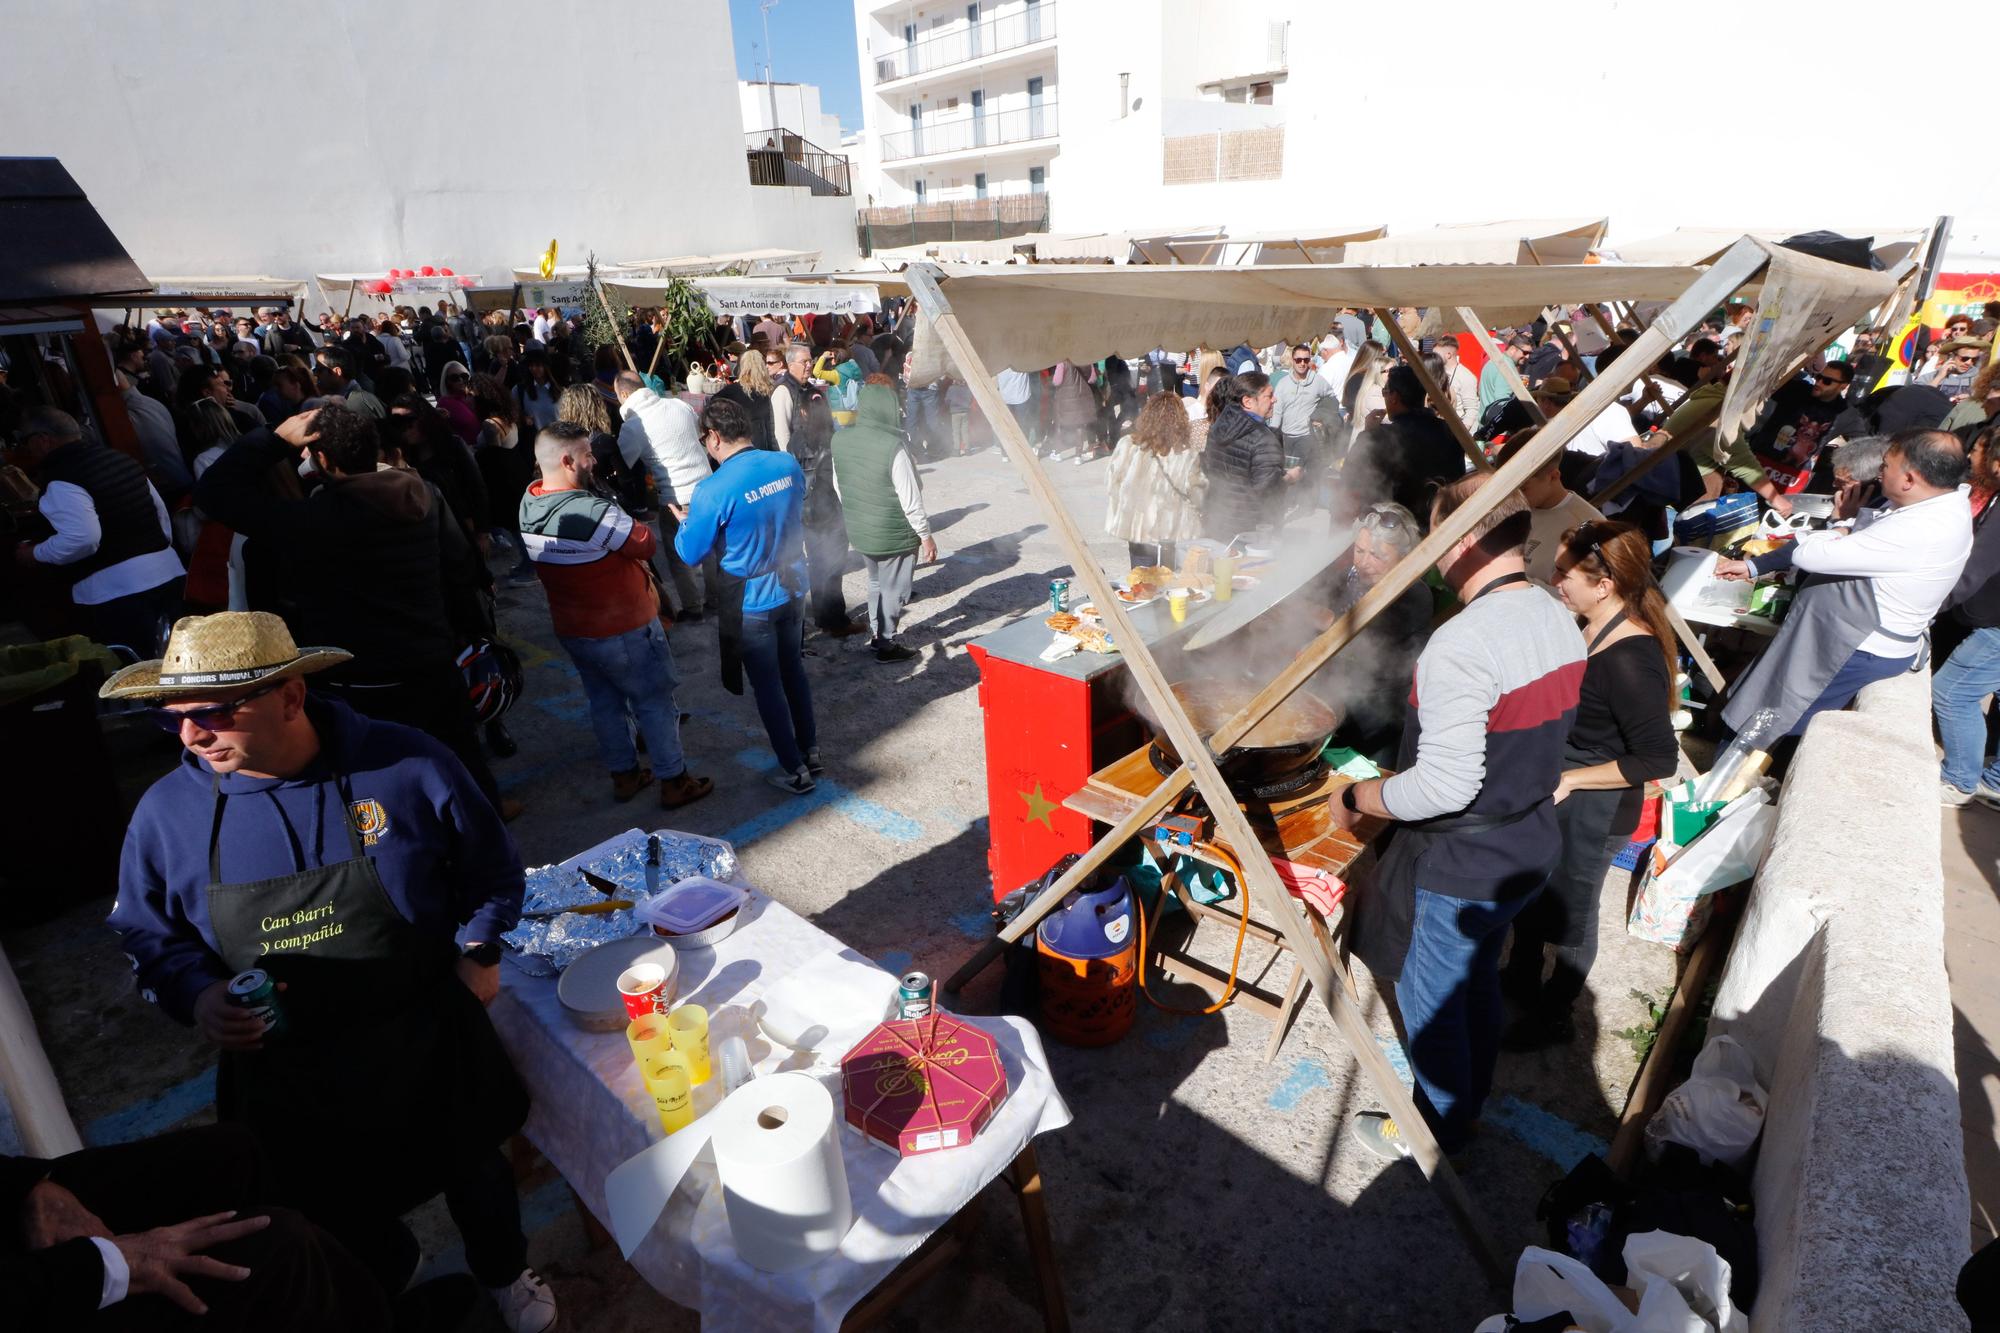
[606,276,881,317]
[1606,226,1930,271]
[117,279,304,312]
[1343,218,1609,267]
[617,248,820,277]
[912,258,1711,371]
[0,157,152,306]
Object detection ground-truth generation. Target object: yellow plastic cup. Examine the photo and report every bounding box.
[1212,553,1237,602]
[626,1016,677,1084]
[669,1004,712,1084]
[647,1063,694,1133]
[1167,589,1190,623]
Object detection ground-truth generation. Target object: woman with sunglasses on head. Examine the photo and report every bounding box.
[1500,519,1679,1049]
[1314,501,1435,764]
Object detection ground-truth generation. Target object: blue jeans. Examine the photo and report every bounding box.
[559,620,685,778]
[1787,646,1916,738]
[1936,626,2000,792]
[1396,884,1544,1152]
[741,597,817,773]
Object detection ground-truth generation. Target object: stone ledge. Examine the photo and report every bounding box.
[1709,668,1968,1331]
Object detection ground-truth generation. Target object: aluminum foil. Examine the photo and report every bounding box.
[500,831,737,971]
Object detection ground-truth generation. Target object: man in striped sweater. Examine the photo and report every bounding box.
[1331,473,1586,1160]
[520,423,713,809]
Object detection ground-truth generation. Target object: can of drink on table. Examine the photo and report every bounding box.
[227,969,285,1036]
[898,971,935,1020]
[1049,578,1069,614]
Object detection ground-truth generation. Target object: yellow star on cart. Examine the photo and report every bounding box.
[1019,783,1059,830]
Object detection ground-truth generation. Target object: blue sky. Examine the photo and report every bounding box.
[729,0,863,135]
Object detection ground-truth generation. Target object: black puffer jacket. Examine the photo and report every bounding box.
[1201,404,1285,539]
[194,430,462,681]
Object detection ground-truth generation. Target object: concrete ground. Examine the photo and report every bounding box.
[4,430,1680,1331]
[1944,803,2000,1250]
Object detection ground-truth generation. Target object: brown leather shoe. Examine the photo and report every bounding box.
[659,771,715,809]
[611,766,655,803]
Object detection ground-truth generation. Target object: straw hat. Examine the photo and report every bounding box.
[1536,375,1580,402]
[99,612,351,700]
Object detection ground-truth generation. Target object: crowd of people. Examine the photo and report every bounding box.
[3,272,1999,1325]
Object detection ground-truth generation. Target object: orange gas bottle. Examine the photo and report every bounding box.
[1034,878,1138,1046]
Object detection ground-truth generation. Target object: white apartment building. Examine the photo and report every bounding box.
[850,0,1059,209]
[1044,1,2000,251]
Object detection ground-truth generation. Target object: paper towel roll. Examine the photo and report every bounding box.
[714,1072,852,1272]
[604,1070,852,1273]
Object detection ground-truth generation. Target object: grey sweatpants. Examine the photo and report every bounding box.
[864,551,918,641]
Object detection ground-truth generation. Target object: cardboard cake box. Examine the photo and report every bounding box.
[840,1013,1009,1156]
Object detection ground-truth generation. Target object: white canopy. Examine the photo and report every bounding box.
[1607,226,1930,272]
[1143,226,1389,266]
[912,258,1712,371]
[1343,218,1609,267]
[145,276,308,307]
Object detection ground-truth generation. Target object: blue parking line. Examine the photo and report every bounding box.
[1375,1034,1415,1089]
[1486,1094,1610,1169]
[948,907,993,940]
[722,748,922,846]
[85,1069,216,1145]
[875,949,914,977]
[1268,1057,1332,1112]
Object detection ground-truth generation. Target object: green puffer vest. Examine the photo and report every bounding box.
[831,384,920,557]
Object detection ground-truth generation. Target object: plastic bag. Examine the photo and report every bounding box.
[1477,1234,1746,1333]
[1624,1231,1748,1333]
[1510,1248,1635,1332]
[1644,1035,1768,1168]
[1649,790,1777,900]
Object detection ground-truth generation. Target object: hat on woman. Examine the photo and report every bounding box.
[99,611,351,700]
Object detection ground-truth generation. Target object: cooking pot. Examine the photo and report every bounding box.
[1147,679,1341,791]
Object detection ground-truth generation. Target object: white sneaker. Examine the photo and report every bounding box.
[490,1268,557,1333]
[1944,781,1976,807]
[1975,784,2000,812]
[768,766,817,796]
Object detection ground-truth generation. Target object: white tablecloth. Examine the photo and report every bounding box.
[487,840,1071,1331]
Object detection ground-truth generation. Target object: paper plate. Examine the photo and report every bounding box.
[557,935,680,1032]
[755,952,900,1054]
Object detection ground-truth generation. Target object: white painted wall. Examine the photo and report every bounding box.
[1052,0,2000,258]
[0,0,857,309]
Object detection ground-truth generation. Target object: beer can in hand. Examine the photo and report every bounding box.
[227,969,286,1037]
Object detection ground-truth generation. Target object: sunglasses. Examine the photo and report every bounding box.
[1358,506,1407,533]
[1569,521,1611,566]
[147,678,285,733]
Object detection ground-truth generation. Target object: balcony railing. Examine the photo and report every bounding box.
[744,129,852,197]
[879,101,1058,163]
[874,3,1056,83]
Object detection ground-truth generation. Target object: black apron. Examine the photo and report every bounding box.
[205,770,527,1218]
[1350,571,1551,983]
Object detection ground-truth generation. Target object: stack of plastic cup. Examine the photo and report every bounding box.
[669,1004,711,1084]
[627,1015,694,1133]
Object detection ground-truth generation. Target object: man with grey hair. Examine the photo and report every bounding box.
[1828,434,1892,519]
[6,406,185,653]
[613,368,712,619]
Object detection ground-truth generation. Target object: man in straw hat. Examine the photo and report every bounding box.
[104,611,557,1333]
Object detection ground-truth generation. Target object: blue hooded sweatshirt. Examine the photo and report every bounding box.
[108,696,524,1024]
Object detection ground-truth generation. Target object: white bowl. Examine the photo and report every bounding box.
[557,935,680,1032]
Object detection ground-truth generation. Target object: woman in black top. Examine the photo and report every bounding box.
[1502,519,1680,1047]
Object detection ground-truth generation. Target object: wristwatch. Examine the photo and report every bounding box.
[1340,785,1360,813]
[462,941,502,967]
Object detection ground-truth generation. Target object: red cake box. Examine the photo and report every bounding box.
[840,1012,1009,1157]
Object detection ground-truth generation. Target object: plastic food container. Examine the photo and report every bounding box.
[638,877,749,950]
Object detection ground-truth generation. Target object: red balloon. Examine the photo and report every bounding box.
[439,267,454,277]
[392,268,409,278]
[419,265,437,277]
[374,280,394,294]
[457,276,475,288]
